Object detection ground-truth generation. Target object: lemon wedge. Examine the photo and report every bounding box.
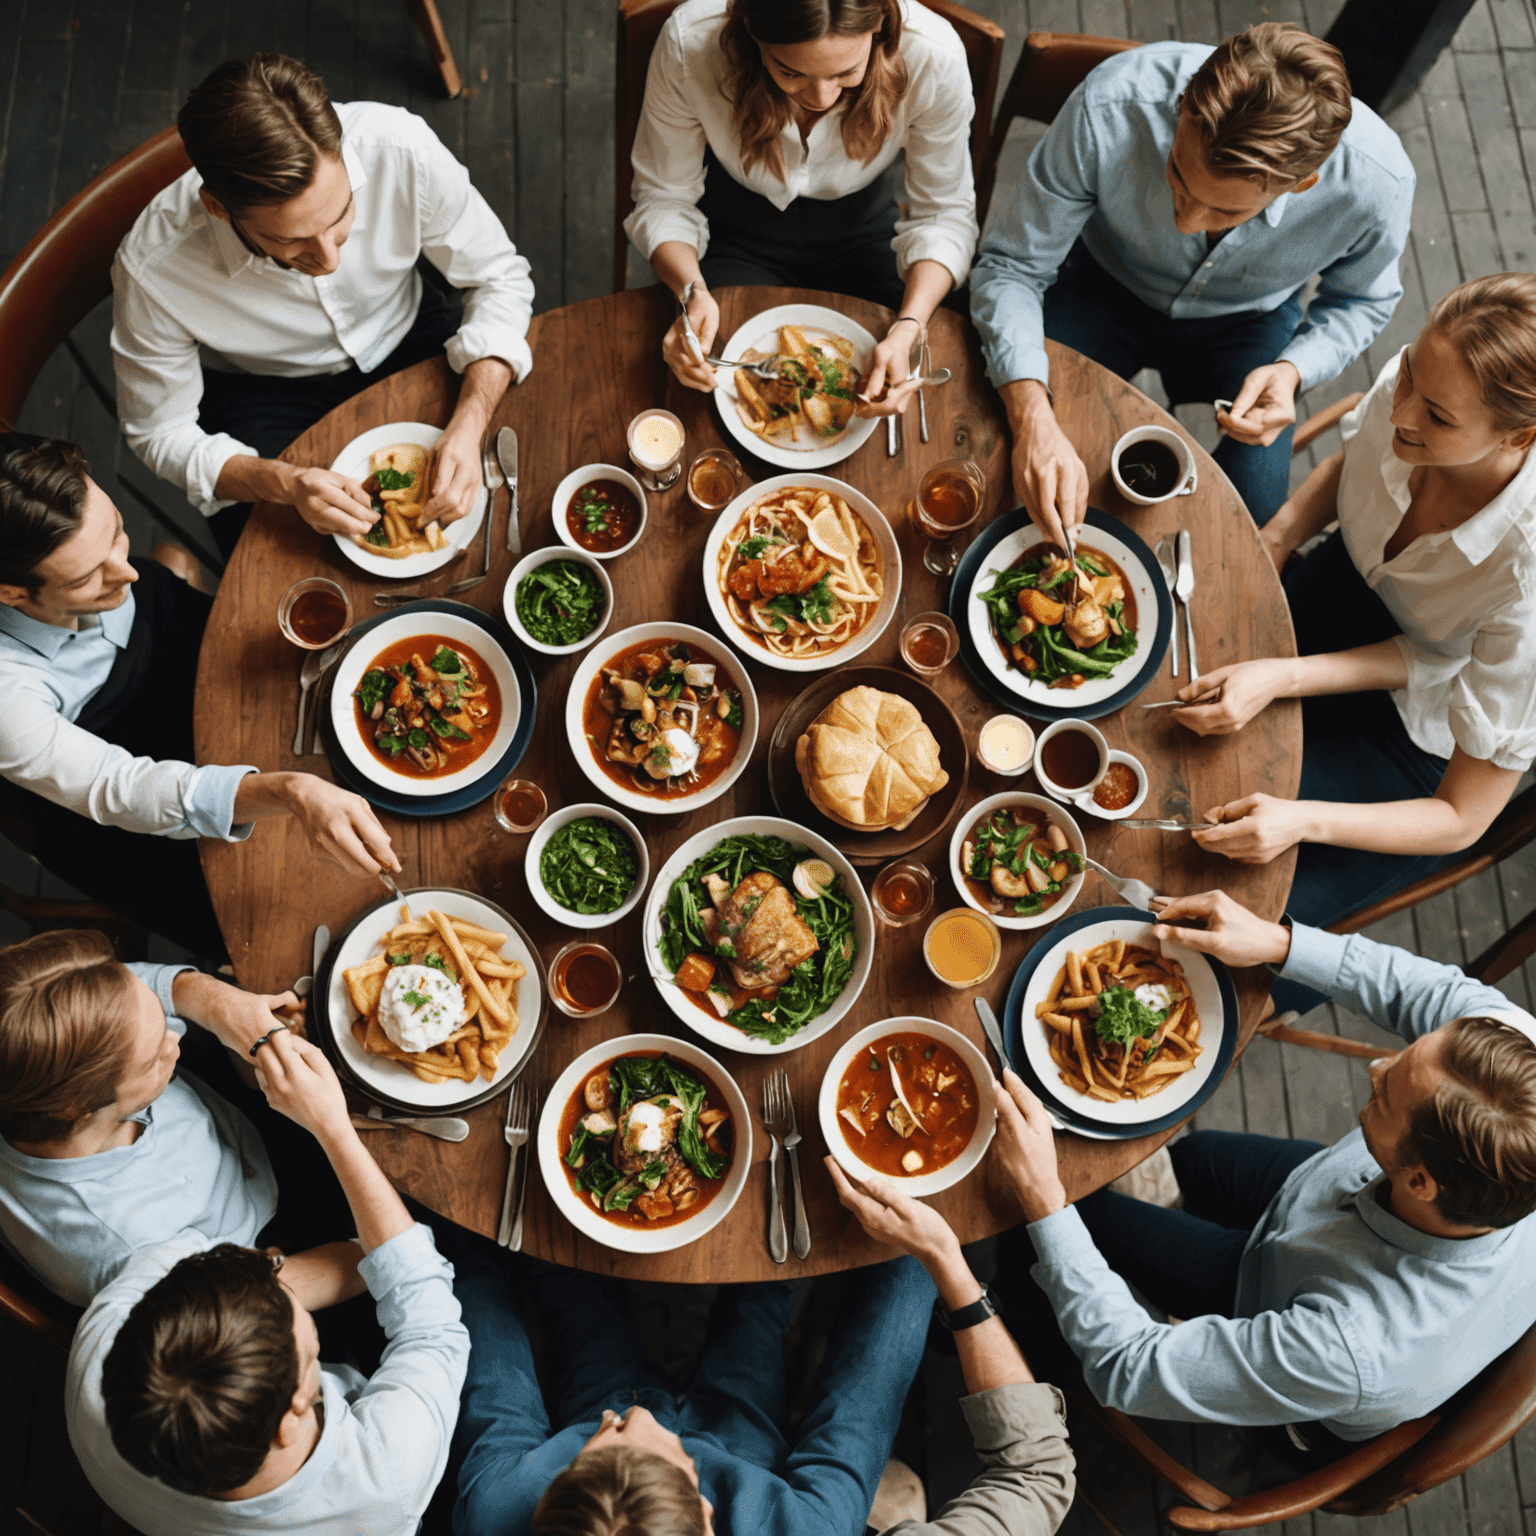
[806,506,856,562]
[792,858,835,900]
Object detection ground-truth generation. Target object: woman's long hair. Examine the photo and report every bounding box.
[721,0,908,183]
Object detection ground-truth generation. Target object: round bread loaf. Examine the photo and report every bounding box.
[795,686,949,832]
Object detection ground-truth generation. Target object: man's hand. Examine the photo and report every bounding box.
[1217,362,1300,447]
[1190,793,1312,863]
[1001,381,1088,551]
[825,1157,961,1265]
[993,1068,1067,1224]
[254,1029,352,1144]
[424,357,514,525]
[1149,889,1292,968]
[171,971,304,1055]
[662,284,720,392]
[282,466,379,539]
[1172,658,1294,737]
[857,327,922,418]
[281,775,400,877]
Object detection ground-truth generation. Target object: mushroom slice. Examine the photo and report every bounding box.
[887,1050,932,1136]
[839,1105,867,1137]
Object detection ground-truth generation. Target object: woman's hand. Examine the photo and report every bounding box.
[992,1069,1066,1224]
[1190,793,1313,863]
[661,284,721,392]
[1149,889,1293,968]
[857,325,922,417]
[825,1157,959,1266]
[254,1029,352,1145]
[1172,659,1293,737]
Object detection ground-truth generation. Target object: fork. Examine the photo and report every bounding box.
[445,441,501,596]
[760,1078,789,1264]
[306,638,348,754]
[498,1079,534,1249]
[293,645,338,757]
[1080,854,1159,910]
[766,1070,811,1259]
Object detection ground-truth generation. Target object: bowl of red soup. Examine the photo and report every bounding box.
[820,1018,994,1197]
[553,464,648,560]
[329,611,521,797]
[538,1033,752,1253]
[948,792,1086,932]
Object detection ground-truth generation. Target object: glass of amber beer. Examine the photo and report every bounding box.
[913,458,985,576]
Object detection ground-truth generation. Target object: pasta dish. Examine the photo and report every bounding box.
[733,325,863,447]
[1036,939,1202,1101]
[359,443,447,558]
[717,485,883,660]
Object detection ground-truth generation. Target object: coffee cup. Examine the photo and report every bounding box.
[1111,426,1197,505]
[1033,718,1109,803]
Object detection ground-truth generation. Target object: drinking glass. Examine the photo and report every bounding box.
[912,458,986,576]
[277,577,352,651]
[550,941,623,1017]
[872,860,935,927]
[686,449,743,512]
[900,611,959,677]
[493,777,547,835]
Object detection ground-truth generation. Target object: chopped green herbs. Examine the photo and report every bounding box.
[1094,986,1166,1048]
[401,990,430,1007]
[540,816,640,915]
[374,468,415,492]
[764,577,835,631]
[430,646,463,675]
[515,560,607,647]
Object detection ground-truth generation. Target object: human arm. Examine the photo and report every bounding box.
[273,1241,367,1309]
[230,772,400,878]
[653,243,720,393]
[1259,451,1344,571]
[168,969,302,1056]
[1216,360,1301,449]
[422,356,513,525]
[859,262,956,416]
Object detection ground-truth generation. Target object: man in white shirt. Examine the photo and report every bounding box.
[67,1028,469,1536]
[0,433,399,955]
[113,52,534,557]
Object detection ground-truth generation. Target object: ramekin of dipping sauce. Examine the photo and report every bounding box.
[1033,718,1108,803]
[923,907,1002,990]
[1072,749,1149,821]
[977,713,1035,777]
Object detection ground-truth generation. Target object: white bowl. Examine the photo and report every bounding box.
[564,622,759,817]
[330,611,521,797]
[701,473,901,673]
[712,302,881,470]
[552,464,648,560]
[1068,749,1150,822]
[820,1018,996,1198]
[503,546,614,657]
[327,421,488,579]
[524,803,649,930]
[537,1033,752,1254]
[642,814,876,1055]
[948,792,1086,932]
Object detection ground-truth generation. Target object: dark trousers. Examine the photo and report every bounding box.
[1042,244,1304,526]
[198,281,460,558]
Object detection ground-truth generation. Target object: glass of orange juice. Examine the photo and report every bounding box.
[922,907,1002,990]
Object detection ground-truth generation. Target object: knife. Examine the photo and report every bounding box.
[498,427,520,556]
[1116,816,1208,830]
[977,998,1067,1132]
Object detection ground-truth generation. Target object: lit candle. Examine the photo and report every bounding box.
[627,409,685,489]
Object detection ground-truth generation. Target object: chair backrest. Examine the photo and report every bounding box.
[976,31,1139,225]
[612,0,1005,294]
[0,125,191,432]
[0,1247,77,1354]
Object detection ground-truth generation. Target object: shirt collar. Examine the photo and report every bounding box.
[0,591,134,658]
[1345,1172,1515,1261]
[1262,191,1292,228]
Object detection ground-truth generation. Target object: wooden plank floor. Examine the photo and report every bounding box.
[4,1,1536,1532]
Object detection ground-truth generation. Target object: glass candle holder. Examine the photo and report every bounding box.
[900,611,959,677]
[686,448,743,512]
[627,409,685,491]
[493,777,548,835]
[550,941,623,1017]
[277,577,352,651]
[872,860,935,927]
[913,458,986,577]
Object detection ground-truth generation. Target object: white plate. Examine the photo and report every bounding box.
[968,523,1161,707]
[330,611,521,797]
[1018,916,1226,1125]
[701,473,901,674]
[642,815,876,1056]
[537,1033,752,1254]
[820,1018,996,1198]
[326,889,543,1110]
[524,802,650,930]
[328,422,488,579]
[565,622,759,816]
[712,303,880,470]
[948,792,1086,931]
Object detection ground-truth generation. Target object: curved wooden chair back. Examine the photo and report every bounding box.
[0,1247,77,1355]
[0,125,190,433]
[613,0,1005,294]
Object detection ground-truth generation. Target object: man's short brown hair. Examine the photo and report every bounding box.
[177,53,343,214]
[533,1446,706,1536]
[102,1244,300,1496]
[1181,23,1353,187]
[0,432,94,596]
[0,929,139,1144]
[1404,1018,1536,1229]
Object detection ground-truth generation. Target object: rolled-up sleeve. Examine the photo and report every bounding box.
[623,21,712,263]
[127,961,196,1025]
[893,43,979,285]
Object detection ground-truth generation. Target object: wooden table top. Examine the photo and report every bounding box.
[195,285,1301,1282]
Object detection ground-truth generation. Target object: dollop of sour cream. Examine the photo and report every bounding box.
[378,964,466,1054]
[622,1100,668,1157]
[1133,982,1173,1014]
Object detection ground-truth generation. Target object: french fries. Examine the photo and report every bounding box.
[1036,941,1202,1101]
[731,324,864,446]
[343,903,526,1084]
[355,443,447,558]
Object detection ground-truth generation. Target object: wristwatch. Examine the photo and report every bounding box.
[934,1284,998,1332]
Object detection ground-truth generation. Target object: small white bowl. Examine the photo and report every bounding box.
[503,546,614,657]
[820,1018,996,1199]
[552,464,648,560]
[948,792,1087,931]
[537,1033,752,1254]
[1069,749,1150,822]
[524,803,649,930]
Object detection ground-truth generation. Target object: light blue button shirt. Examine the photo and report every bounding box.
[1027,924,1536,1440]
[0,962,277,1306]
[970,42,1415,394]
[0,593,256,839]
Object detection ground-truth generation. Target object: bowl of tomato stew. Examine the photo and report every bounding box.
[553,464,648,560]
[948,793,1086,932]
[820,1018,995,1197]
[538,1033,752,1253]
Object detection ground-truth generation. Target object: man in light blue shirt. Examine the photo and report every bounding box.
[991,889,1536,1454]
[971,25,1413,535]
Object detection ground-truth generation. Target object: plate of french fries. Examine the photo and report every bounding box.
[713,304,880,471]
[328,422,489,579]
[320,888,545,1111]
[1012,911,1234,1129]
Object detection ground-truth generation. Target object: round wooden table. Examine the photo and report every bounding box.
[195,286,1301,1282]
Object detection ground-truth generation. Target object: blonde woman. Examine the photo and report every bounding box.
[628,0,979,412]
[1172,274,1536,1004]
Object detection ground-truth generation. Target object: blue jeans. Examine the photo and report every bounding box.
[1043,244,1304,526]
[449,1232,935,1536]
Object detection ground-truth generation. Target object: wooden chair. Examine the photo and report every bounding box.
[0,1248,76,1355]
[975,31,1139,225]
[612,0,1007,294]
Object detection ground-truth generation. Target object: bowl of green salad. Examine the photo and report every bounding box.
[504,547,613,657]
[525,802,649,929]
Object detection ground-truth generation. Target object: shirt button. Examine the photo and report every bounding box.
[1205,261,1213,268]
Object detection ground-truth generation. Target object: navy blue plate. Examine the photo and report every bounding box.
[1003,905,1239,1140]
[947,508,1172,721]
[319,599,537,819]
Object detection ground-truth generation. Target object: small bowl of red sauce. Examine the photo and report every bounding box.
[553,464,648,561]
[1071,750,1148,821]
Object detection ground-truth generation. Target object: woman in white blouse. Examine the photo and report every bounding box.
[1170,273,1536,952]
[627,0,979,410]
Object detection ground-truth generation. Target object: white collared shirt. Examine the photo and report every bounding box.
[1337,350,1536,771]
[112,101,535,517]
[625,0,978,286]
